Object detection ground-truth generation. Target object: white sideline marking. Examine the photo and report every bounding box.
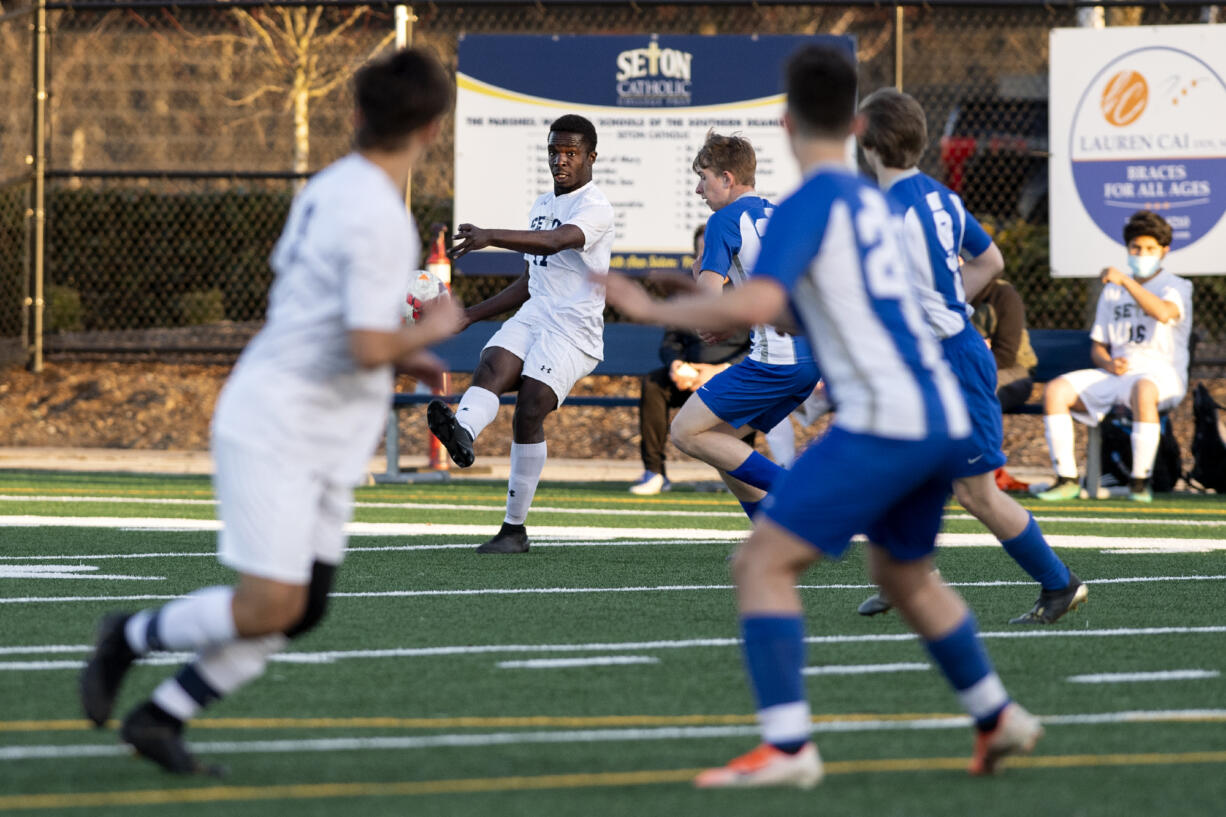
[803,662,930,676]
[3,627,1225,673]
[0,564,163,581]
[3,709,1225,762]
[6,514,1226,553]
[10,495,1226,528]
[4,574,1226,605]
[497,656,660,669]
[1068,670,1221,684]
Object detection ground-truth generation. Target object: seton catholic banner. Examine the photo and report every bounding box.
[452,34,854,275]
[1050,25,1226,277]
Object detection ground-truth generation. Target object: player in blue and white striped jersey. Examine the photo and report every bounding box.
[601,44,1040,789]
[858,88,1086,626]
[669,132,819,518]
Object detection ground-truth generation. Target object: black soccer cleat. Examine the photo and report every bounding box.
[427,399,476,468]
[857,592,893,617]
[80,613,137,728]
[120,702,226,777]
[476,522,530,554]
[1009,572,1088,625]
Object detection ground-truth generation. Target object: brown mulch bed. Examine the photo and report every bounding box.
[4,362,1225,480]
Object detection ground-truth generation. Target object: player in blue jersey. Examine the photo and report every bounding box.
[857,88,1087,625]
[601,44,1041,788]
[669,131,819,517]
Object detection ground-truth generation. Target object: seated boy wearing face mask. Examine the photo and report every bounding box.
[1038,210,1193,502]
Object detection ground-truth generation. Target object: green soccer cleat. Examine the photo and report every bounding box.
[1130,477,1153,503]
[1036,477,1080,501]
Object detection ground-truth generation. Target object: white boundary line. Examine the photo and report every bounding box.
[497,656,660,669]
[2,709,1225,762]
[1068,670,1221,683]
[803,662,930,676]
[4,574,1226,605]
[3,626,1225,670]
[7,494,1226,528]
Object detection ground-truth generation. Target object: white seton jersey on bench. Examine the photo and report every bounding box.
[212,153,418,485]
[523,180,615,360]
[1092,268,1193,385]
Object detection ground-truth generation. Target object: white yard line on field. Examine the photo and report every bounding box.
[3,626,1225,672]
[3,574,1226,605]
[497,656,660,669]
[1067,670,1221,684]
[803,662,931,676]
[2,709,1225,762]
[5,515,1226,551]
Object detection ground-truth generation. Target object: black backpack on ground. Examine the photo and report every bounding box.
[1188,383,1226,493]
[1099,408,1181,492]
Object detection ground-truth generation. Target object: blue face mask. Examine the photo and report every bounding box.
[1127,254,1162,279]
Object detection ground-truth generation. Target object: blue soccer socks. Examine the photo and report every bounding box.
[741,615,811,750]
[728,451,784,493]
[1000,513,1072,592]
[923,613,1009,730]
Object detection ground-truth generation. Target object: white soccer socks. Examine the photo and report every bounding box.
[125,586,237,654]
[1131,422,1161,479]
[455,386,500,441]
[1043,413,1078,479]
[151,634,288,722]
[504,441,547,526]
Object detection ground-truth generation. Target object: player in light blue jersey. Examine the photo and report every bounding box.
[858,88,1087,626]
[669,131,820,517]
[601,44,1041,789]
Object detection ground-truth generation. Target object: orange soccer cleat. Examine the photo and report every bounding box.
[694,742,824,789]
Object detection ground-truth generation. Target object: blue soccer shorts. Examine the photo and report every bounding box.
[759,426,962,562]
[943,325,1008,479]
[696,357,820,432]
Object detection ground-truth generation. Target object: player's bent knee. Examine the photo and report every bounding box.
[1043,378,1075,412]
[285,561,337,639]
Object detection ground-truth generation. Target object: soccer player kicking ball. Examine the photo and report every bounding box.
[855,88,1087,625]
[78,49,461,775]
[601,44,1041,789]
[428,115,615,554]
[670,131,819,518]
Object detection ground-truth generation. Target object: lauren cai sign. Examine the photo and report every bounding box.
[1050,25,1226,277]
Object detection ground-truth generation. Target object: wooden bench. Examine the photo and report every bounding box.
[378,322,664,482]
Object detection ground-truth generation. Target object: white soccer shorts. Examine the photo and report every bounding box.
[212,438,350,584]
[484,304,599,406]
[1059,367,1186,426]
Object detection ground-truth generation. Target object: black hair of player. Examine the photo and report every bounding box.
[785,44,858,138]
[354,48,452,152]
[550,114,598,153]
[1123,210,1173,247]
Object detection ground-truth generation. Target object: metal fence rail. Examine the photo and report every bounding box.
[3,0,1223,369]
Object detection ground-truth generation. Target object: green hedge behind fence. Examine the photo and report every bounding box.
[4,186,1226,341]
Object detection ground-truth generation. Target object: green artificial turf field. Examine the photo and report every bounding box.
[1,470,1224,815]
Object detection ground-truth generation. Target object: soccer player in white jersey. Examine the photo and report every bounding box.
[429,115,615,554]
[669,131,819,517]
[602,44,1040,789]
[856,88,1086,626]
[1039,210,1192,503]
[78,49,460,775]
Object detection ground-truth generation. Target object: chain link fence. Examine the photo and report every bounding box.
[2,0,1223,365]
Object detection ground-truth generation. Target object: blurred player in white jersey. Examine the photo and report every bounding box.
[671,131,819,518]
[603,44,1040,789]
[855,88,1086,625]
[429,115,615,553]
[79,49,460,775]
[1039,210,1192,502]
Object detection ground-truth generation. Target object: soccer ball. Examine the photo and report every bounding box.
[404,269,448,324]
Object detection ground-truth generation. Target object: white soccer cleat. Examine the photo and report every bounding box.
[968,702,1043,775]
[694,742,824,789]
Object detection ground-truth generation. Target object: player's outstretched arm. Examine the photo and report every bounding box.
[598,272,786,333]
[348,296,463,371]
[451,223,585,259]
[1101,266,1180,324]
